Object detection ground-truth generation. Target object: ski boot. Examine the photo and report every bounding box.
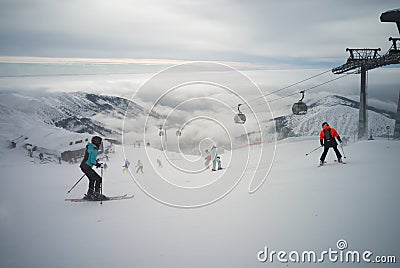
[93,191,110,201]
[319,160,324,166]
[83,189,95,200]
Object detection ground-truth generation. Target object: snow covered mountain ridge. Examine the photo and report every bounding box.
[0,90,160,139]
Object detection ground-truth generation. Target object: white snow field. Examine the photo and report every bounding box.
[0,138,399,268]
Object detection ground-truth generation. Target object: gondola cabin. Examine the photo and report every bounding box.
[292,91,308,115]
[292,101,307,115]
[234,113,246,124]
[234,104,246,124]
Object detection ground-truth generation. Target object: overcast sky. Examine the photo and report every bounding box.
[0,0,399,67]
[0,1,399,150]
[0,0,399,119]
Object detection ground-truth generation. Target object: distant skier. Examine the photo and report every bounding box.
[39,152,44,161]
[210,145,222,171]
[319,122,343,166]
[136,160,144,173]
[204,149,211,169]
[122,159,130,173]
[157,159,162,168]
[80,136,109,200]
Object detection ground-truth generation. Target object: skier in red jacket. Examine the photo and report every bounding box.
[319,122,343,166]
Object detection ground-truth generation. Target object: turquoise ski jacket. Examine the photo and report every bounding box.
[85,143,98,167]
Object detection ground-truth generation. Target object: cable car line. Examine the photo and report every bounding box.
[268,73,351,103]
[134,69,351,135]
[231,68,332,111]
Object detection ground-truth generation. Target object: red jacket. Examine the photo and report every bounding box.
[320,125,340,142]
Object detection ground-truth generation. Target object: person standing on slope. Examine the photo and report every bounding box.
[123,159,130,173]
[319,122,343,166]
[135,160,144,173]
[80,136,109,200]
[210,145,222,171]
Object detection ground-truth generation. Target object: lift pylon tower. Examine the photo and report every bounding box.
[332,9,400,140]
[332,48,381,140]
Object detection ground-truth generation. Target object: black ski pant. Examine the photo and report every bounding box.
[320,145,342,162]
[80,163,102,193]
[136,166,144,173]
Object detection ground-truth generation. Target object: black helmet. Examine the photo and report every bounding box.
[91,136,102,147]
[322,122,329,127]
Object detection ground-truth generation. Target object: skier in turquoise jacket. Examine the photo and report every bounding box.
[80,136,109,200]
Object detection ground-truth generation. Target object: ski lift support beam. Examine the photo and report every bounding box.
[332,9,400,140]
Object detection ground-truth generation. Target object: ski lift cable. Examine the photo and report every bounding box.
[263,69,332,97]
[131,68,332,118]
[130,70,350,131]
[249,72,352,107]
[221,72,347,122]
[152,72,351,128]
[231,68,332,110]
[270,73,351,103]
[245,73,351,115]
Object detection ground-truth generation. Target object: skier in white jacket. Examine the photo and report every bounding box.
[210,145,222,171]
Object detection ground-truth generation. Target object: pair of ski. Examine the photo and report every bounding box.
[65,194,134,203]
[318,160,346,167]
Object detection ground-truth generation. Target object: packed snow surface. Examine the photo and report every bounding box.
[0,138,399,267]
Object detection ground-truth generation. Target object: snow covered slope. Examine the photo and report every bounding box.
[0,138,398,267]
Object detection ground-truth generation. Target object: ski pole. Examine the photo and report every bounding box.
[100,167,104,205]
[66,174,85,194]
[340,143,347,159]
[305,146,322,156]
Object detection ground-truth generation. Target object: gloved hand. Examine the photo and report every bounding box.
[320,140,324,146]
[95,162,103,168]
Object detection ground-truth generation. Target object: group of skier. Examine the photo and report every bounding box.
[122,158,162,174]
[204,145,223,171]
[76,121,344,201]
